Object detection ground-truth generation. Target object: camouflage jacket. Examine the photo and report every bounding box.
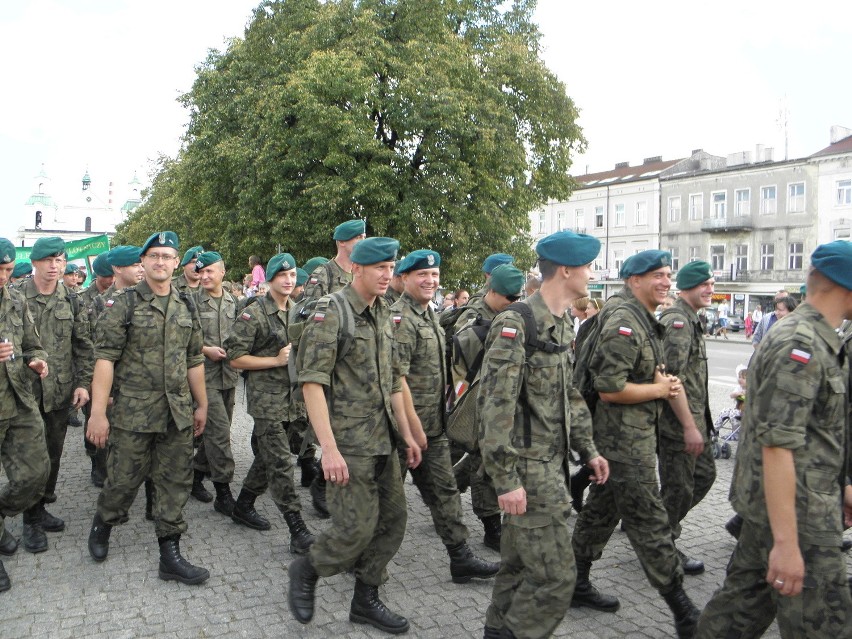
[79,282,108,339]
[20,279,93,412]
[0,285,47,419]
[391,291,446,437]
[223,293,292,420]
[172,272,200,294]
[297,284,400,456]
[733,303,848,546]
[589,294,664,467]
[94,280,204,432]
[478,292,598,502]
[302,259,351,301]
[658,298,713,441]
[193,288,239,391]
[383,286,402,306]
[449,296,499,390]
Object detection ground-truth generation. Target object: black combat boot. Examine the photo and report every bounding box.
[447,541,500,584]
[212,482,236,517]
[190,470,213,503]
[662,585,700,639]
[483,627,503,639]
[38,503,65,533]
[144,479,155,521]
[349,578,410,634]
[452,454,472,494]
[481,514,501,552]
[288,556,319,624]
[570,466,593,512]
[724,514,743,539]
[231,489,271,530]
[0,528,18,556]
[298,457,320,488]
[282,511,315,555]
[571,560,620,612]
[22,505,47,553]
[157,534,210,585]
[310,476,330,519]
[87,512,112,562]
[90,456,105,488]
[677,548,705,575]
[0,560,9,593]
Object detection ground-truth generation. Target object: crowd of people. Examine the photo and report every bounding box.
[0,224,850,639]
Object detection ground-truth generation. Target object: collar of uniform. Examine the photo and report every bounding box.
[134,278,157,301]
[673,297,700,324]
[525,290,559,332]
[196,287,230,307]
[400,290,429,316]
[625,294,664,335]
[799,302,843,355]
[259,292,291,315]
[21,278,40,299]
[341,282,374,315]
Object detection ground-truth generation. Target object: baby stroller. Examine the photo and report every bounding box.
[711,397,743,459]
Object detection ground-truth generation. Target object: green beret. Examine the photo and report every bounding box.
[490,264,525,297]
[0,238,15,264]
[620,250,672,279]
[194,251,223,271]
[351,237,399,265]
[92,252,113,277]
[12,262,32,278]
[30,236,66,261]
[295,268,309,287]
[180,245,204,267]
[810,241,852,291]
[107,246,142,267]
[266,253,297,281]
[397,249,441,274]
[333,219,367,242]
[536,231,601,267]
[482,253,514,274]
[676,261,713,290]
[141,231,180,255]
[64,263,80,275]
[302,256,329,276]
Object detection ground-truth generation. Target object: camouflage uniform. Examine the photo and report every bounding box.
[391,291,467,545]
[479,292,598,638]
[93,280,204,538]
[172,272,199,294]
[658,298,716,539]
[223,293,302,512]
[571,294,685,593]
[301,259,351,301]
[297,284,406,585]
[20,279,93,501]
[696,303,852,638]
[192,288,238,483]
[383,286,401,305]
[0,286,50,539]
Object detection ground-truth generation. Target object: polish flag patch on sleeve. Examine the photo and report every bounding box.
[393,315,402,325]
[309,277,318,285]
[313,312,326,322]
[501,326,518,339]
[790,348,811,364]
[240,312,252,321]
[105,299,115,307]
[618,326,633,336]
[672,321,685,329]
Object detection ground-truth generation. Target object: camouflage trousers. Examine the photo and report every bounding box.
[0,398,49,537]
[39,407,68,499]
[287,418,316,461]
[310,453,406,586]
[658,435,716,540]
[486,504,576,639]
[97,419,193,538]
[193,387,236,483]
[241,418,300,513]
[696,519,852,639]
[398,433,468,546]
[572,460,683,592]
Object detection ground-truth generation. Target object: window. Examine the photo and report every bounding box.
[712,191,727,219]
[788,182,805,213]
[613,248,625,272]
[710,245,725,271]
[35,210,43,229]
[689,246,699,262]
[556,210,567,231]
[835,228,851,240]
[537,212,546,234]
[635,201,648,225]
[669,247,680,271]
[689,194,703,220]
[594,206,604,228]
[837,179,852,206]
[593,247,605,271]
[667,196,681,222]
[735,244,748,272]
[735,189,750,216]
[788,242,803,269]
[760,186,776,215]
[760,243,774,270]
[614,203,625,227]
[575,208,584,231]
[85,216,92,232]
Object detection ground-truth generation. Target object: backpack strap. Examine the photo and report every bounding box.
[123,287,138,327]
[329,290,355,361]
[178,290,201,324]
[505,302,569,356]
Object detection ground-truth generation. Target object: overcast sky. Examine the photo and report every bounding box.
[1,0,849,242]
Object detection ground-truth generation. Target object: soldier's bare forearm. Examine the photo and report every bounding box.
[303,382,337,452]
[187,364,208,411]
[90,359,115,417]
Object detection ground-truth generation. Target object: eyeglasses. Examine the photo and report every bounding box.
[143,253,178,262]
[505,294,521,302]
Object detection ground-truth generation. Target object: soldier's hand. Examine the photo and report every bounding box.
[766,541,804,597]
[322,449,349,486]
[73,387,90,409]
[587,456,609,485]
[204,346,228,362]
[683,425,704,457]
[843,485,852,528]
[498,487,527,516]
[28,358,49,378]
[193,405,207,437]
[87,413,110,449]
[0,340,13,362]
[405,438,422,469]
[276,344,292,367]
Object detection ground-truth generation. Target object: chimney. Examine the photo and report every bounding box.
[764,147,774,162]
[755,144,765,162]
[691,148,703,155]
[615,161,629,169]
[643,156,662,164]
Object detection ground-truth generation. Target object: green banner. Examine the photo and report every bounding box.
[16,234,110,286]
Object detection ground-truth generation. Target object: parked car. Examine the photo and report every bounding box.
[727,316,745,332]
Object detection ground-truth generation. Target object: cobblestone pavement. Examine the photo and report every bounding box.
[1,369,849,638]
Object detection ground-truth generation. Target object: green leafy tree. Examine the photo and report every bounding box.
[116,0,585,287]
